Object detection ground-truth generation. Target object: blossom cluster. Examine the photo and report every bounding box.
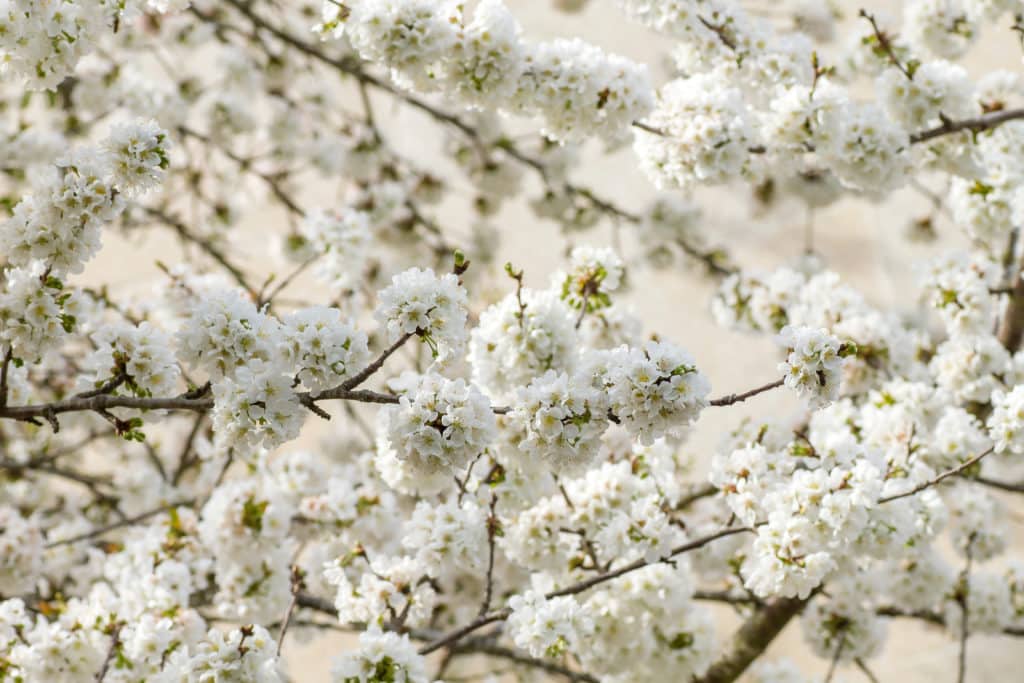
[1,0,1024,681]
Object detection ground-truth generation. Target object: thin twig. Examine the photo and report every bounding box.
[277,566,305,656]
[709,378,785,407]
[258,254,321,309]
[144,207,258,300]
[854,658,880,683]
[45,501,192,548]
[335,332,414,392]
[878,446,994,504]
[859,10,914,80]
[95,623,123,682]
[824,631,847,683]
[478,494,499,617]
[418,524,753,655]
[0,347,12,409]
[957,535,975,683]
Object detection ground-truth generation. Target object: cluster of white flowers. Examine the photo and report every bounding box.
[0,507,42,595]
[579,563,715,680]
[401,498,488,574]
[82,320,180,398]
[801,590,887,663]
[376,267,469,360]
[3,0,1024,680]
[507,589,594,658]
[283,306,370,392]
[159,624,284,682]
[0,263,84,360]
[990,385,1024,454]
[636,74,758,189]
[0,0,187,89]
[777,325,846,408]
[378,371,497,491]
[198,480,296,621]
[511,370,609,473]
[296,209,371,292]
[921,252,1000,336]
[877,60,977,130]
[588,341,710,444]
[556,245,625,311]
[0,121,169,277]
[330,629,429,683]
[470,288,578,400]
[319,0,653,142]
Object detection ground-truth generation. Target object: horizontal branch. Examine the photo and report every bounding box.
[0,392,213,423]
[910,108,1024,144]
[971,476,1024,494]
[452,638,601,683]
[877,605,1024,637]
[45,500,193,548]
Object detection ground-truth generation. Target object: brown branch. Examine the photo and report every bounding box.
[911,107,1024,144]
[95,623,123,682]
[692,596,810,683]
[878,446,994,504]
[878,605,1024,637]
[452,639,601,683]
[419,524,753,655]
[0,392,213,424]
[177,126,305,216]
[675,238,737,277]
[44,501,193,548]
[858,10,914,81]
[709,379,784,407]
[997,243,1024,352]
[256,254,320,309]
[855,658,880,683]
[144,207,258,300]
[698,15,738,51]
[478,494,500,617]
[675,482,719,510]
[0,346,12,409]
[336,331,414,393]
[277,566,305,656]
[971,476,1024,493]
[824,630,847,683]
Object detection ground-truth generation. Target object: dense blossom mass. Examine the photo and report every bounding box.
[0,0,1024,681]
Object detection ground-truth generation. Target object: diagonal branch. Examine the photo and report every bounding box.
[692,596,810,683]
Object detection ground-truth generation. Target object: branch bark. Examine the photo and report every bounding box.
[997,244,1024,352]
[692,596,809,683]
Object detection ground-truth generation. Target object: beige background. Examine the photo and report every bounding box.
[79,0,1024,680]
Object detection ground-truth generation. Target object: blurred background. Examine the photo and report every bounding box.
[80,0,1024,680]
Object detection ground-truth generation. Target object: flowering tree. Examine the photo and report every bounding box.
[2,0,1024,680]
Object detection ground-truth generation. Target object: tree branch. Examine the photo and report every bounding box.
[878,446,994,504]
[997,242,1024,352]
[419,524,753,655]
[709,379,784,407]
[911,107,1024,144]
[692,596,810,683]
